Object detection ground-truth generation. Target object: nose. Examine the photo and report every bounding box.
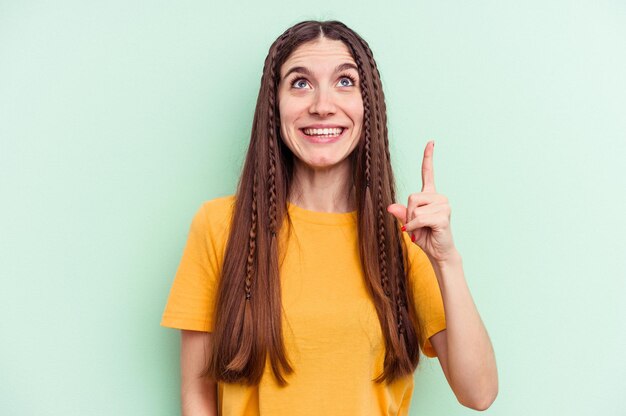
[309,87,336,117]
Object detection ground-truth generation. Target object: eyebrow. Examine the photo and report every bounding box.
[282,62,359,80]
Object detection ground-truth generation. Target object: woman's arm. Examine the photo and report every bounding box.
[180,330,218,416]
[387,141,498,410]
[428,253,498,411]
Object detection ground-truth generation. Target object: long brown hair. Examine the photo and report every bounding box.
[204,20,424,386]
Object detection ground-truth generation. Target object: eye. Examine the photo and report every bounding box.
[337,74,357,87]
[291,78,310,89]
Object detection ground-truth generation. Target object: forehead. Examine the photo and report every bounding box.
[280,38,356,77]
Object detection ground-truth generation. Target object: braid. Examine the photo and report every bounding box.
[267,59,278,234]
[376,164,391,297]
[267,32,291,235]
[365,113,372,188]
[351,45,392,300]
[357,54,372,189]
[244,29,289,300]
[395,262,407,335]
[266,31,295,385]
[368,49,390,299]
[355,37,409,338]
[381,112,394,201]
[360,38,395,202]
[346,38,396,303]
[245,171,258,300]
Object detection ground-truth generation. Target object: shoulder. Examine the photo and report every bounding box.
[199,194,236,220]
[192,194,236,239]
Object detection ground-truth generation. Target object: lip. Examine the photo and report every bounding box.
[298,127,347,144]
[300,124,347,129]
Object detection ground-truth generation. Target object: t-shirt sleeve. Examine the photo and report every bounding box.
[160,201,227,332]
[405,234,447,358]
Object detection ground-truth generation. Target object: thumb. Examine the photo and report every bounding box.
[386,203,408,224]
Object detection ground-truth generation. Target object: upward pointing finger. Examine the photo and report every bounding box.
[421,140,436,193]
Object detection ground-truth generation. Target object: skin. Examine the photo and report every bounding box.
[277,36,363,213]
[278,36,498,410]
[387,141,499,410]
[180,330,217,415]
[179,37,498,414]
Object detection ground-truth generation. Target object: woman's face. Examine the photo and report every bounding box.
[277,37,364,171]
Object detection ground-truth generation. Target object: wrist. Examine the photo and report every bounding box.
[434,249,463,269]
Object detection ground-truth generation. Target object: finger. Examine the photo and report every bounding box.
[411,227,425,244]
[386,203,407,227]
[405,194,419,240]
[405,212,446,234]
[407,192,439,209]
[404,203,445,230]
[421,140,436,193]
[403,225,425,244]
[406,192,439,240]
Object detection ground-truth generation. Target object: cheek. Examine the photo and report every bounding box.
[350,101,364,130]
[278,103,291,135]
[342,94,364,125]
[278,98,298,128]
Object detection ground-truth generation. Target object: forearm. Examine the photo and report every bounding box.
[430,251,498,408]
[181,379,218,416]
[180,330,218,416]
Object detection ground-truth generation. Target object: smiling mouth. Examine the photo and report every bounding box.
[301,127,345,137]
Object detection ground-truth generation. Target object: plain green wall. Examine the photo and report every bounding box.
[1,1,624,414]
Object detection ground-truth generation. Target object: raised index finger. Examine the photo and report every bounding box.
[421,140,436,193]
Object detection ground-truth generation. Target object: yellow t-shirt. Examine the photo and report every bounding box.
[161,195,447,415]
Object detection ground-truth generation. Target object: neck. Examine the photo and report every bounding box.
[288,160,356,213]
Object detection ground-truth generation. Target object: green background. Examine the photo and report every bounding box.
[1,1,624,414]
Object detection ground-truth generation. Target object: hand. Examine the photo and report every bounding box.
[387,140,458,264]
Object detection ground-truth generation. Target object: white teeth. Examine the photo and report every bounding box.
[303,127,344,136]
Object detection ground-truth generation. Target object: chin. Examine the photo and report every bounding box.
[303,156,347,169]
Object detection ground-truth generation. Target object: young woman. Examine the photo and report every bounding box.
[161,20,498,415]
